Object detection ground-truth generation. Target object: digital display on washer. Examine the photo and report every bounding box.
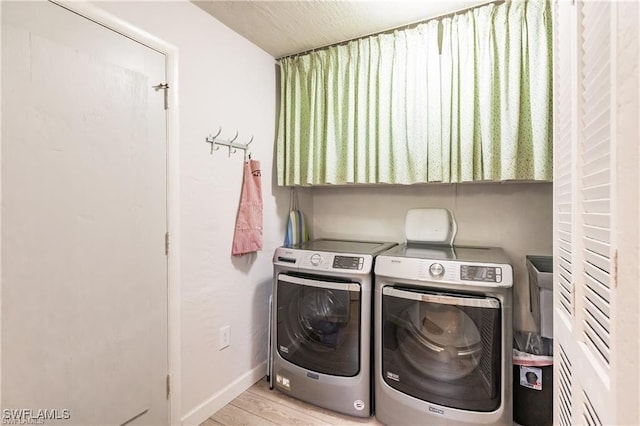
[460,265,502,282]
[333,256,363,270]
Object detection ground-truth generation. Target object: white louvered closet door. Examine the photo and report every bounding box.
[553,1,640,425]
[553,0,577,422]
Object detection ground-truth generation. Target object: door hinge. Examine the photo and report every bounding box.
[165,232,169,256]
[153,83,170,110]
[166,374,171,399]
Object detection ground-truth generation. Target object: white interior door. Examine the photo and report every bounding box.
[1,1,168,424]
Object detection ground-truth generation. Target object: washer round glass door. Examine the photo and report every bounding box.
[381,286,502,412]
[277,273,361,376]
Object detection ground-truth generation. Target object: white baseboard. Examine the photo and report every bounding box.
[181,361,267,426]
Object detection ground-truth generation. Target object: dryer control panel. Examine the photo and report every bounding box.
[460,264,502,283]
[376,257,513,288]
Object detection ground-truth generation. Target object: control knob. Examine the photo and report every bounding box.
[310,253,322,266]
[429,263,445,278]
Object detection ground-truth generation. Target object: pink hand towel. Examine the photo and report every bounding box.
[232,159,263,256]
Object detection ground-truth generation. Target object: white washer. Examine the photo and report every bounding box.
[271,239,396,417]
[374,244,513,425]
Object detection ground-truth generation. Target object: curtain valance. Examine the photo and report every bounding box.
[277,0,552,185]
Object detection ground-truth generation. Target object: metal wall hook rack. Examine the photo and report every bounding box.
[205,127,253,160]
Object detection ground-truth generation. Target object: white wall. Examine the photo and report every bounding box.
[92,2,292,424]
[311,183,553,331]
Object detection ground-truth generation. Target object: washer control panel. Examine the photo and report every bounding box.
[333,255,365,270]
[304,253,364,270]
[273,247,374,274]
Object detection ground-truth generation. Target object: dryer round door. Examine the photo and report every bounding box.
[381,286,502,412]
[397,302,483,381]
[276,273,361,376]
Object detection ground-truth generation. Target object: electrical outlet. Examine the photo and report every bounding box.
[219,325,230,350]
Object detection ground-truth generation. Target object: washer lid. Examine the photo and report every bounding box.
[294,239,397,255]
[379,243,511,265]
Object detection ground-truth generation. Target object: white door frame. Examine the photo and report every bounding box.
[0,1,182,423]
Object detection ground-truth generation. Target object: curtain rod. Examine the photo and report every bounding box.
[278,0,506,60]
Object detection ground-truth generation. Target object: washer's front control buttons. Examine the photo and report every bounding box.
[310,253,322,266]
[429,263,445,278]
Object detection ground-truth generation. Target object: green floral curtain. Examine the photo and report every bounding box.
[277,0,552,186]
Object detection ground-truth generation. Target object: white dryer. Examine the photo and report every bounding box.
[374,244,513,425]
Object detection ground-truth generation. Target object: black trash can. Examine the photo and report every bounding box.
[513,332,553,426]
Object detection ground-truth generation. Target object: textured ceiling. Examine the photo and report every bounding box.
[193,0,487,58]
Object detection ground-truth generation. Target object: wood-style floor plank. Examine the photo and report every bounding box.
[199,418,223,426]
[202,377,382,426]
[232,391,331,425]
[210,403,278,426]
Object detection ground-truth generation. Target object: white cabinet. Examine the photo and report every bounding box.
[553,1,639,424]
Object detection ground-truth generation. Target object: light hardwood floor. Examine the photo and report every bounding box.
[200,377,382,426]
